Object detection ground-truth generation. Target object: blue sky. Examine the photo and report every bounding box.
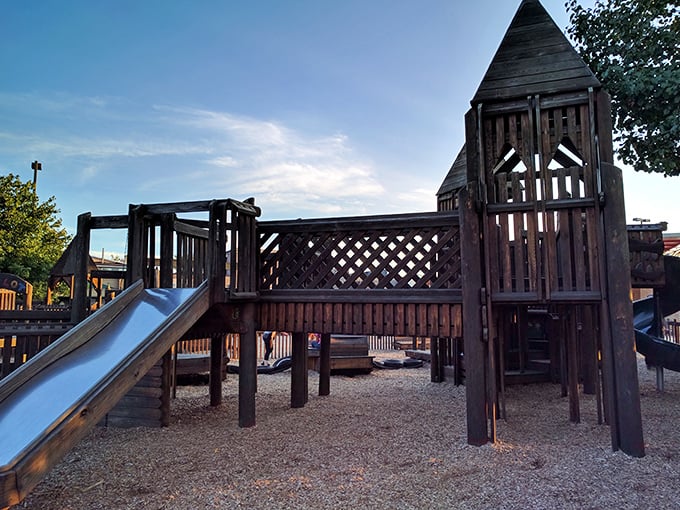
[1,0,677,255]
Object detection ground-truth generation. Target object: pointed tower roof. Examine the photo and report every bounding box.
[472,0,600,104]
[437,146,467,198]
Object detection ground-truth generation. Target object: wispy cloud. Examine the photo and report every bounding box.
[0,92,394,219]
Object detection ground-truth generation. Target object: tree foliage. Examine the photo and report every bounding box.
[566,0,680,176]
[0,173,71,298]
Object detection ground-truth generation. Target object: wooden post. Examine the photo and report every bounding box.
[160,350,172,426]
[567,308,580,423]
[125,205,146,286]
[460,182,489,446]
[600,162,644,457]
[210,334,223,407]
[319,333,331,396]
[71,213,91,324]
[580,305,598,395]
[291,331,308,408]
[453,337,463,385]
[159,214,174,288]
[208,201,227,305]
[430,336,441,383]
[238,303,257,427]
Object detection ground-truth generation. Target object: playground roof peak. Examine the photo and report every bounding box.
[471,0,600,105]
[437,146,467,197]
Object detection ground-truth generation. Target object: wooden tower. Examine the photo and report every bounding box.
[459,0,644,456]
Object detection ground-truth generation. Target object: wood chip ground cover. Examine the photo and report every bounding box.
[18,354,680,509]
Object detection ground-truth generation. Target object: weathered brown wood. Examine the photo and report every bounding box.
[87,214,129,229]
[580,305,598,395]
[599,163,644,457]
[71,213,91,324]
[291,331,307,408]
[125,205,146,286]
[430,336,441,383]
[238,303,257,428]
[259,289,462,304]
[209,334,223,407]
[172,219,208,239]
[567,309,580,423]
[318,333,331,396]
[160,351,172,427]
[460,180,489,446]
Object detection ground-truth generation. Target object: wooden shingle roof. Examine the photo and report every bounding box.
[472,0,600,104]
[437,146,467,197]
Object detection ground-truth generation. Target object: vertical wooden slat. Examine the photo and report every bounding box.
[557,169,573,291]
[373,304,383,336]
[428,304,439,338]
[352,303,363,335]
[511,173,525,292]
[406,304,416,336]
[323,303,333,335]
[495,173,510,295]
[332,303,343,333]
[572,206,586,291]
[363,304,372,335]
[524,103,540,296]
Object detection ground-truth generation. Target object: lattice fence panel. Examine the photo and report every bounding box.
[260,225,461,291]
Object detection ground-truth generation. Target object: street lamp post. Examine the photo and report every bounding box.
[31,160,42,192]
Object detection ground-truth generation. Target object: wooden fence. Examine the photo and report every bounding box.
[665,320,680,344]
[0,310,72,379]
[222,333,404,361]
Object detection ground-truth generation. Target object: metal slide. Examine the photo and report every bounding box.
[634,256,680,373]
[0,281,210,508]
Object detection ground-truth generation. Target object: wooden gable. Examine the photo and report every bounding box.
[472,0,600,104]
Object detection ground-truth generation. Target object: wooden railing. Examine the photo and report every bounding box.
[0,310,72,379]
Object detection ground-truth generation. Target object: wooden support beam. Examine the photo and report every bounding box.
[209,334,223,407]
[600,163,644,457]
[319,333,331,396]
[160,350,172,427]
[125,205,146,286]
[71,213,91,324]
[567,309,580,423]
[238,303,257,427]
[430,336,441,383]
[460,182,489,446]
[580,305,598,395]
[159,214,174,288]
[291,332,308,408]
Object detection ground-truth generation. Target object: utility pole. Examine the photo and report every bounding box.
[31,160,42,192]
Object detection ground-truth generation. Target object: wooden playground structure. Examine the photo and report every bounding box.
[0,1,650,506]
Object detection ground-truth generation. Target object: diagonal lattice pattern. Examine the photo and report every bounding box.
[259,225,461,291]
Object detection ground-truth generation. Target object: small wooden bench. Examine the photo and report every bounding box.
[308,334,373,374]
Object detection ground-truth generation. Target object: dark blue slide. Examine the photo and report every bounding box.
[634,256,680,372]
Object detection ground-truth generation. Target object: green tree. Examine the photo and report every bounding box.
[566,0,680,176]
[0,173,71,299]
